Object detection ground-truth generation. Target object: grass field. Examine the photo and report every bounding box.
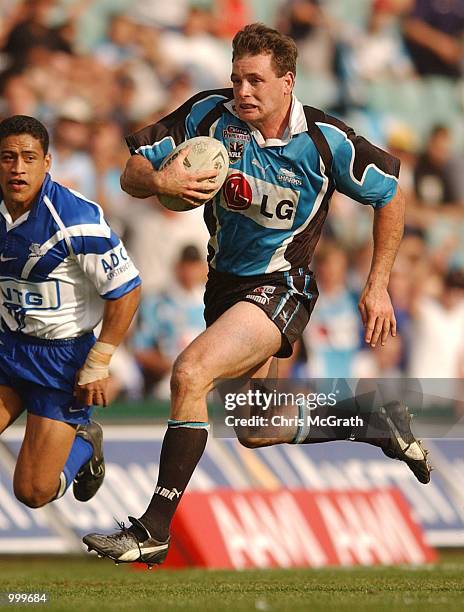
[0,553,463,611]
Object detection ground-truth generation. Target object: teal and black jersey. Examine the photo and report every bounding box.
[126,89,400,276]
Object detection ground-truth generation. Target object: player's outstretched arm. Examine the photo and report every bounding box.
[358,186,405,348]
[74,285,142,407]
[120,149,219,205]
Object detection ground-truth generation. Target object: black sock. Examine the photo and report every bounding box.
[291,394,357,444]
[137,422,208,541]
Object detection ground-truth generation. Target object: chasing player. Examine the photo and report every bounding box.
[0,115,141,508]
[84,23,430,567]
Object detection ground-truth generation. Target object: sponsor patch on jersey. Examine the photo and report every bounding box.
[100,246,133,281]
[0,277,61,310]
[277,167,303,187]
[221,170,300,230]
[223,126,250,164]
[223,173,253,210]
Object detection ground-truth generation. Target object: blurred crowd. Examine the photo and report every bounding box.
[0,0,463,401]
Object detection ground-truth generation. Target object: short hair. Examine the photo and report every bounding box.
[179,244,201,263]
[429,124,449,139]
[445,268,464,289]
[232,23,298,77]
[0,115,49,154]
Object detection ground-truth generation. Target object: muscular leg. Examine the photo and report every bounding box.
[13,414,77,508]
[137,302,282,539]
[0,386,24,434]
[231,356,302,449]
[171,301,282,421]
[236,375,358,449]
[83,303,288,555]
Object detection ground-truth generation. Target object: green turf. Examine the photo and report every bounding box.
[0,553,463,611]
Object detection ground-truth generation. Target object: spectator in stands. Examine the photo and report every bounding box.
[413,125,460,209]
[325,192,372,251]
[159,6,232,90]
[387,123,417,203]
[302,241,361,377]
[349,0,414,82]
[353,332,404,378]
[331,0,414,112]
[347,240,374,297]
[0,70,39,118]
[124,199,209,297]
[388,255,414,333]
[409,125,464,267]
[107,342,144,402]
[129,0,189,31]
[409,268,464,378]
[278,0,323,41]
[94,13,137,68]
[277,0,333,78]
[50,97,97,199]
[0,2,25,50]
[213,0,251,40]
[402,0,464,79]
[133,245,207,398]
[3,0,73,69]
[115,24,169,122]
[89,120,132,229]
[64,54,118,121]
[160,70,195,116]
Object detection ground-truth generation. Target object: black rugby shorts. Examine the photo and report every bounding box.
[204,267,318,358]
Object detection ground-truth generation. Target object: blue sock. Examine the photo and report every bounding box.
[56,436,93,498]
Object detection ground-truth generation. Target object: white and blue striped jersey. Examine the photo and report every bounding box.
[127,89,400,276]
[0,174,141,339]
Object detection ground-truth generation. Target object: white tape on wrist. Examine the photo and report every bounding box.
[77,341,116,386]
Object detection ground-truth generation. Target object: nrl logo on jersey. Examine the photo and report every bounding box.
[28,243,45,258]
[277,167,303,187]
[223,125,250,164]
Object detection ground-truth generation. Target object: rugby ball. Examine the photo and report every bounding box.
[158,136,229,212]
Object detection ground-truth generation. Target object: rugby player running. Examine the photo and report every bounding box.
[0,116,141,509]
[84,24,430,567]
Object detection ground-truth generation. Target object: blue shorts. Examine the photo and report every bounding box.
[0,329,96,425]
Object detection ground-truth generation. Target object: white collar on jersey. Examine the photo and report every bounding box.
[223,95,307,147]
[0,200,30,230]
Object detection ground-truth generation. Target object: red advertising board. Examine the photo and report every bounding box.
[166,488,436,569]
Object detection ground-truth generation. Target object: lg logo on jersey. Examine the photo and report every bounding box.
[224,174,252,210]
[260,195,294,221]
[223,173,297,222]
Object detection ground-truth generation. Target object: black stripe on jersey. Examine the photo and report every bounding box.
[204,201,217,265]
[348,135,400,182]
[283,185,335,269]
[125,88,233,154]
[283,107,336,269]
[311,110,400,181]
[196,89,233,136]
[303,106,334,171]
